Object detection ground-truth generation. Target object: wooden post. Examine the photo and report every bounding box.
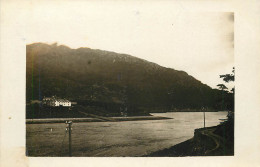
[66,121,72,156]
[204,111,205,129]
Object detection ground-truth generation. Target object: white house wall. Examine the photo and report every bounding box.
[43,97,72,107]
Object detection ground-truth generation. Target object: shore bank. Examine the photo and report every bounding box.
[146,119,234,156]
[26,115,172,124]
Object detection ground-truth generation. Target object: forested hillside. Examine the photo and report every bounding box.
[26,43,229,114]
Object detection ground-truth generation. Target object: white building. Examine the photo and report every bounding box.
[42,96,72,107]
[54,99,71,107]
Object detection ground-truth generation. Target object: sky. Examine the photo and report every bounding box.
[23,1,234,90]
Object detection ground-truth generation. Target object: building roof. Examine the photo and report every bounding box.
[55,99,70,103]
[43,97,71,103]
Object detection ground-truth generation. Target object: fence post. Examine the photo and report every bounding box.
[66,121,73,156]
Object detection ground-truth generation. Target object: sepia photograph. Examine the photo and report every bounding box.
[1,0,260,166]
[25,3,234,157]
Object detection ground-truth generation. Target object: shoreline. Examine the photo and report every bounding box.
[26,116,172,124]
[146,123,234,156]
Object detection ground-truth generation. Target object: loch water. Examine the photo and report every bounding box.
[26,111,228,156]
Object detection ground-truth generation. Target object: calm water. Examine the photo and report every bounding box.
[26,112,228,156]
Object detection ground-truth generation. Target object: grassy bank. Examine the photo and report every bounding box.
[26,104,151,119]
[26,116,172,124]
[147,116,234,156]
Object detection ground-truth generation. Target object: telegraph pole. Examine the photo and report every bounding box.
[202,107,205,129]
[66,121,73,156]
[203,111,205,129]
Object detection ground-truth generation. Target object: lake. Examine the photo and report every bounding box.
[26,111,228,156]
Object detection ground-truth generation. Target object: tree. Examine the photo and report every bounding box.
[219,67,235,93]
[217,84,228,91]
[217,67,235,112]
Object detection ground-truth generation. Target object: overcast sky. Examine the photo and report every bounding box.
[24,1,234,90]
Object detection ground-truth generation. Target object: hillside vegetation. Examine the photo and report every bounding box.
[26,43,231,116]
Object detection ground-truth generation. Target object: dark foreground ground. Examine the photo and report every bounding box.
[147,117,234,156]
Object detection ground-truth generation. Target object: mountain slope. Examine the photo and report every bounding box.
[26,43,221,111]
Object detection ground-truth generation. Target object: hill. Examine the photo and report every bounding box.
[26,43,227,116]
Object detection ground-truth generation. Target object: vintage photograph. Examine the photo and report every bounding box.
[25,3,234,157]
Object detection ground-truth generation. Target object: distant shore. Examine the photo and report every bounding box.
[149,109,220,113]
[26,115,172,124]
